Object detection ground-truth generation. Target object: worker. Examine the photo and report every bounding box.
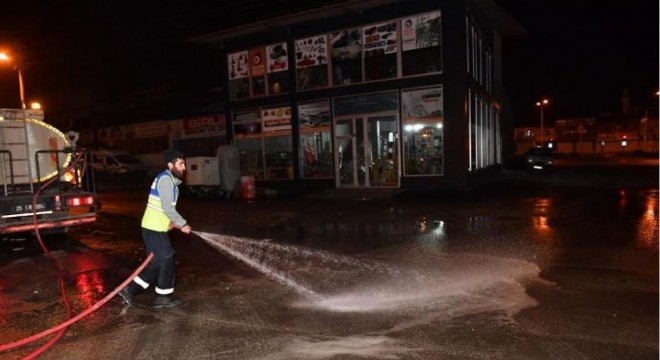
[118,148,191,308]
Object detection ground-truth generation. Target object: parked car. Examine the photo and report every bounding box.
[92,149,147,175]
[524,147,554,170]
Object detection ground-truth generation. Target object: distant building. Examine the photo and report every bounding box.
[515,86,659,156]
[515,115,659,155]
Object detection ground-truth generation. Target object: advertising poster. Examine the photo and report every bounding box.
[267,42,288,73]
[295,36,328,68]
[233,110,262,138]
[402,87,443,122]
[330,29,362,61]
[248,47,266,78]
[402,11,441,51]
[228,51,249,79]
[363,22,397,55]
[262,107,292,135]
[299,101,330,133]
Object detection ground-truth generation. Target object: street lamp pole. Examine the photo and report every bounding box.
[536,99,549,146]
[0,51,26,109]
[17,67,26,109]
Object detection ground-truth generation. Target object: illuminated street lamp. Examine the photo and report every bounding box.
[0,51,27,109]
[536,98,549,146]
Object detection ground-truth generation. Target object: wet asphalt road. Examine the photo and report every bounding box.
[0,159,658,359]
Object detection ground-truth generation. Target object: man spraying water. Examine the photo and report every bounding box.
[119,148,192,309]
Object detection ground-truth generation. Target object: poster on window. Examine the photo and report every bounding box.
[267,42,288,73]
[402,11,441,51]
[228,51,249,79]
[402,87,443,122]
[233,110,262,138]
[331,29,362,61]
[249,47,266,77]
[363,22,397,55]
[299,101,330,133]
[295,36,327,68]
[262,107,292,135]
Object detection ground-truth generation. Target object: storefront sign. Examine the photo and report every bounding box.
[233,110,262,138]
[134,121,168,138]
[262,107,292,135]
[175,114,226,139]
[402,87,443,122]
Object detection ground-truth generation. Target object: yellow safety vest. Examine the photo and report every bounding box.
[141,170,178,232]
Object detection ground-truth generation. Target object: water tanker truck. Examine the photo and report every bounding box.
[0,108,98,246]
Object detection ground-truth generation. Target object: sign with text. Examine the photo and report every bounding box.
[233,110,262,139]
[176,114,226,139]
[262,107,292,135]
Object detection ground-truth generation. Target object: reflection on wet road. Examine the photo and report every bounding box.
[1,177,658,359]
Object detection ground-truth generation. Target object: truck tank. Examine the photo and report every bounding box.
[1,107,98,239]
[0,108,71,186]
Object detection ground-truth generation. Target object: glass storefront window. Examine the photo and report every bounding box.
[401,11,442,76]
[330,28,363,85]
[299,100,332,178]
[296,35,329,91]
[249,47,267,97]
[236,138,264,179]
[228,51,250,100]
[401,87,444,175]
[363,21,398,81]
[233,110,263,178]
[228,11,444,99]
[267,43,290,94]
[264,135,293,179]
[262,106,293,179]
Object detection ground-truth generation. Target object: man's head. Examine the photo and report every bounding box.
[163,148,186,179]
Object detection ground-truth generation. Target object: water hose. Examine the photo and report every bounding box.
[0,253,154,357]
[0,151,153,358]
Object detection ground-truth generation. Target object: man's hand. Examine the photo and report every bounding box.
[181,224,192,234]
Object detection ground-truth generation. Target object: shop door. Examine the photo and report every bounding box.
[335,114,399,188]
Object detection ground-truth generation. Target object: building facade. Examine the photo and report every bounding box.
[90,0,526,193]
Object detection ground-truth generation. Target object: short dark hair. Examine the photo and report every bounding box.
[162,148,184,164]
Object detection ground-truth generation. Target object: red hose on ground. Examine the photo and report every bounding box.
[25,152,87,359]
[0,252,154,356]
[0,151,151,358]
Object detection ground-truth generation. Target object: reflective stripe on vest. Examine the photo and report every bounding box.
[141,170,178,232]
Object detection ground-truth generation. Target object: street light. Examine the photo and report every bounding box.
[0,51,27,109]
[536,98,549,146]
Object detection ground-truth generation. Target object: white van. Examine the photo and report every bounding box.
[92,149,147,175]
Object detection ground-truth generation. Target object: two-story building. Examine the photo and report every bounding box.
[89,0,527,193]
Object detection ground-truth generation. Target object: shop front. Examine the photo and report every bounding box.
[333,91,400,188]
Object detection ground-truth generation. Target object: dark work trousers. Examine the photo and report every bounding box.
[128,228,176,295]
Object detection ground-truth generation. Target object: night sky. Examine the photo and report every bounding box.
[0,1,658,127]
[497,0,659,125]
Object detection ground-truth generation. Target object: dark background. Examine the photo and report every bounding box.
[0,1,658,128]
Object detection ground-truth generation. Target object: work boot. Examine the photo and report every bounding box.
[118,288,136,307]
[152,295,182,309]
